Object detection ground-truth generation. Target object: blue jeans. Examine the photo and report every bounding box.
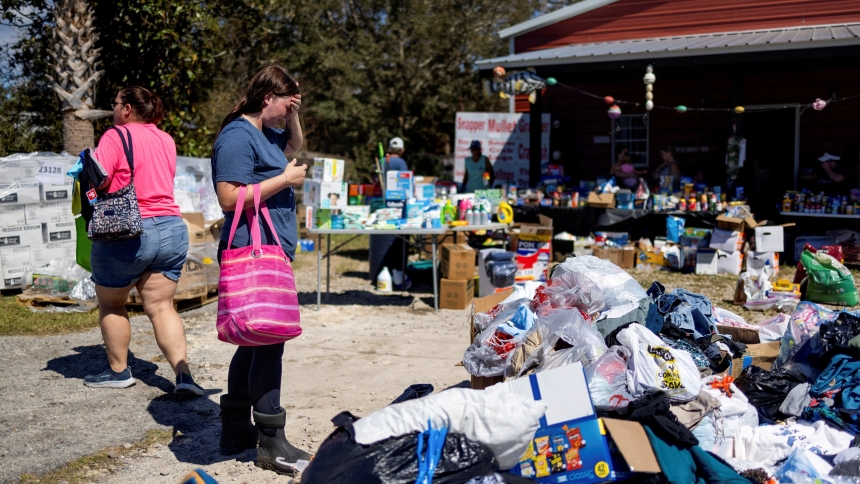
[90,216,188,288]
[645,282,717,338]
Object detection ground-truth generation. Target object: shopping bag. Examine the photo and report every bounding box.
[216,184,301,346]
[801,249,859,306]
[616,323,702,402]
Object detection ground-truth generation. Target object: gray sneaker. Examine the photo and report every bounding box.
[84,368,136,388]
[174,372,204,397]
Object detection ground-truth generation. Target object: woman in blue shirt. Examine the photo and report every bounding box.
[462,140,495,192]
[211,65,310,475]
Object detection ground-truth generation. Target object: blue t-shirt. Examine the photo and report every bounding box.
[386,156,408,174]
[211,117,297,260]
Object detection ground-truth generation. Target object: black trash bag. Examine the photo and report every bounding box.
[735,366,808,424]
[390,384,434,405]
[302,411,496,484]
[818,313,860,367]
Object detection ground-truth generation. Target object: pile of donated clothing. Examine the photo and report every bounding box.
[300,255,860,483]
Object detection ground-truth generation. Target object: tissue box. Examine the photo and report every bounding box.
[303,180,348,208]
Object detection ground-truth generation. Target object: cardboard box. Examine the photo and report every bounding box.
[695,249,719,275]
[754,225,785,253]
[30,242,76,267]
[716,215,758,233]
[0,204,26,227]
[24,202,73,225]
[501,362,660,483]
[709,229,744,252]
[746,250,779,274]
[182,212,213,244]
[0,246,30,288]
[515,217,553,282]
[470,289,513,389]
[0,183,41,205]
[42,221,76,243]
[385,171,413,199]
[725,341,781,379]
[439,277,475,310]
[40,180,74,202]
[716,324,761,345]
[716,249,743,275]
[303,180,348,208]
[176,256,208,297]
[587,192,615,208]
[0,224,43,247]
[0,161,38,184]
[593,246,636,269]
[311,158,345,182]
[441,244,475,280]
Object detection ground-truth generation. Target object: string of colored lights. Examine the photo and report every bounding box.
[551,79,860,114]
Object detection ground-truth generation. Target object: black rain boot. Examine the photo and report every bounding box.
[253,407,312,475]
[219,395,258,456]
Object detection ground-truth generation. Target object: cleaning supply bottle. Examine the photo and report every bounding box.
[497,201,514,224]
[377,267,392,293]
[442,199,456,225]
[466,208,475,225]
[479,205,489,225]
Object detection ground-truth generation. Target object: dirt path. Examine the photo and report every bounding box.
[0,251,472,483]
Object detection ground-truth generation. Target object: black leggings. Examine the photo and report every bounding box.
[218,241,283,415]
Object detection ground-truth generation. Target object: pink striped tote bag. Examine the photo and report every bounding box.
[216,184,301,345]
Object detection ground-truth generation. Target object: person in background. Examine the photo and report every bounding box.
[84,86,203,397]
[652,145,681,191]
[386,137,408,174]
[462,140,495,193]
[610,146,646,189]
[211,65,311,474]
[818,147,848,193]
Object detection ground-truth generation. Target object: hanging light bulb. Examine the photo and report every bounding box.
[813,98,827,110]
[608,104,622,119]
[676,105,688,113]
[546,77,557,86]
[734,106,745,114]
[645,100,654,111]
[604,96,615,104]
[643,65,655,111]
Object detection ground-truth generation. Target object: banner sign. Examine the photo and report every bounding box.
[454,112,550,186]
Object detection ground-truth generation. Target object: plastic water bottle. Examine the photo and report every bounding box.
[377,266,392,293]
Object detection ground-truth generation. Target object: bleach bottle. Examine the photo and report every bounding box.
[377,266,393,293]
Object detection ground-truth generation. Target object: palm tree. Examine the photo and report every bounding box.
[47,0,112,154]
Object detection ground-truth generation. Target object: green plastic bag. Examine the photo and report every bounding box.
[800,249,858,306]
[75,216,92,272]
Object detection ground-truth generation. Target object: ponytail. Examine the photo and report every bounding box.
[118,86,164,125]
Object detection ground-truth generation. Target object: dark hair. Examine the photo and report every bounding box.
[660,145,675,155]
[118,86,164,125]
[218,65,300,135]
[615,146,630,156]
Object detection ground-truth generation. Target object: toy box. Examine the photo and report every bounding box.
[500,362,660,483]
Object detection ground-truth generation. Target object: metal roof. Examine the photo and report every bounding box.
[498,0,619,39]
[478,23,860,69]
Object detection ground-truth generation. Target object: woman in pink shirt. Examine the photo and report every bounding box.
[83,86,203,396]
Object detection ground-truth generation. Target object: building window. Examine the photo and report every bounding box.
[611,114,649,169]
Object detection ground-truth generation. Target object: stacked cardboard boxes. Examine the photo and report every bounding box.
[0,155,78,289]
[439,244,475,310]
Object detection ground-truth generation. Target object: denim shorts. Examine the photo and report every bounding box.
[90,216,189,288]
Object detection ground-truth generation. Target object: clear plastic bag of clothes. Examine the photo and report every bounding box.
[529,270,606,318]
[585,346,633,408]
[514,308,607,377]
[551,255,647,308]
[617,323,702,402]
[466,300,536,377]
[774,302,840,369]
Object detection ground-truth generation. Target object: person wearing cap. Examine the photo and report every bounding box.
[386,137,409,174]
[462,140,495,193]
[819,148,845,184]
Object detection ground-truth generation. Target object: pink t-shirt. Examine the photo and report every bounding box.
[95,123,180,218]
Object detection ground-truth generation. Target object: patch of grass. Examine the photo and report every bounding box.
[0,294,100,336]
[16,429,173,484]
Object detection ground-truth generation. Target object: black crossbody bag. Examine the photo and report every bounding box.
[87,127,144,241]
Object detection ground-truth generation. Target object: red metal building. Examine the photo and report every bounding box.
[478,0,860,214]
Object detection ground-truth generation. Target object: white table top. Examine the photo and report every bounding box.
[308,227,449,235]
